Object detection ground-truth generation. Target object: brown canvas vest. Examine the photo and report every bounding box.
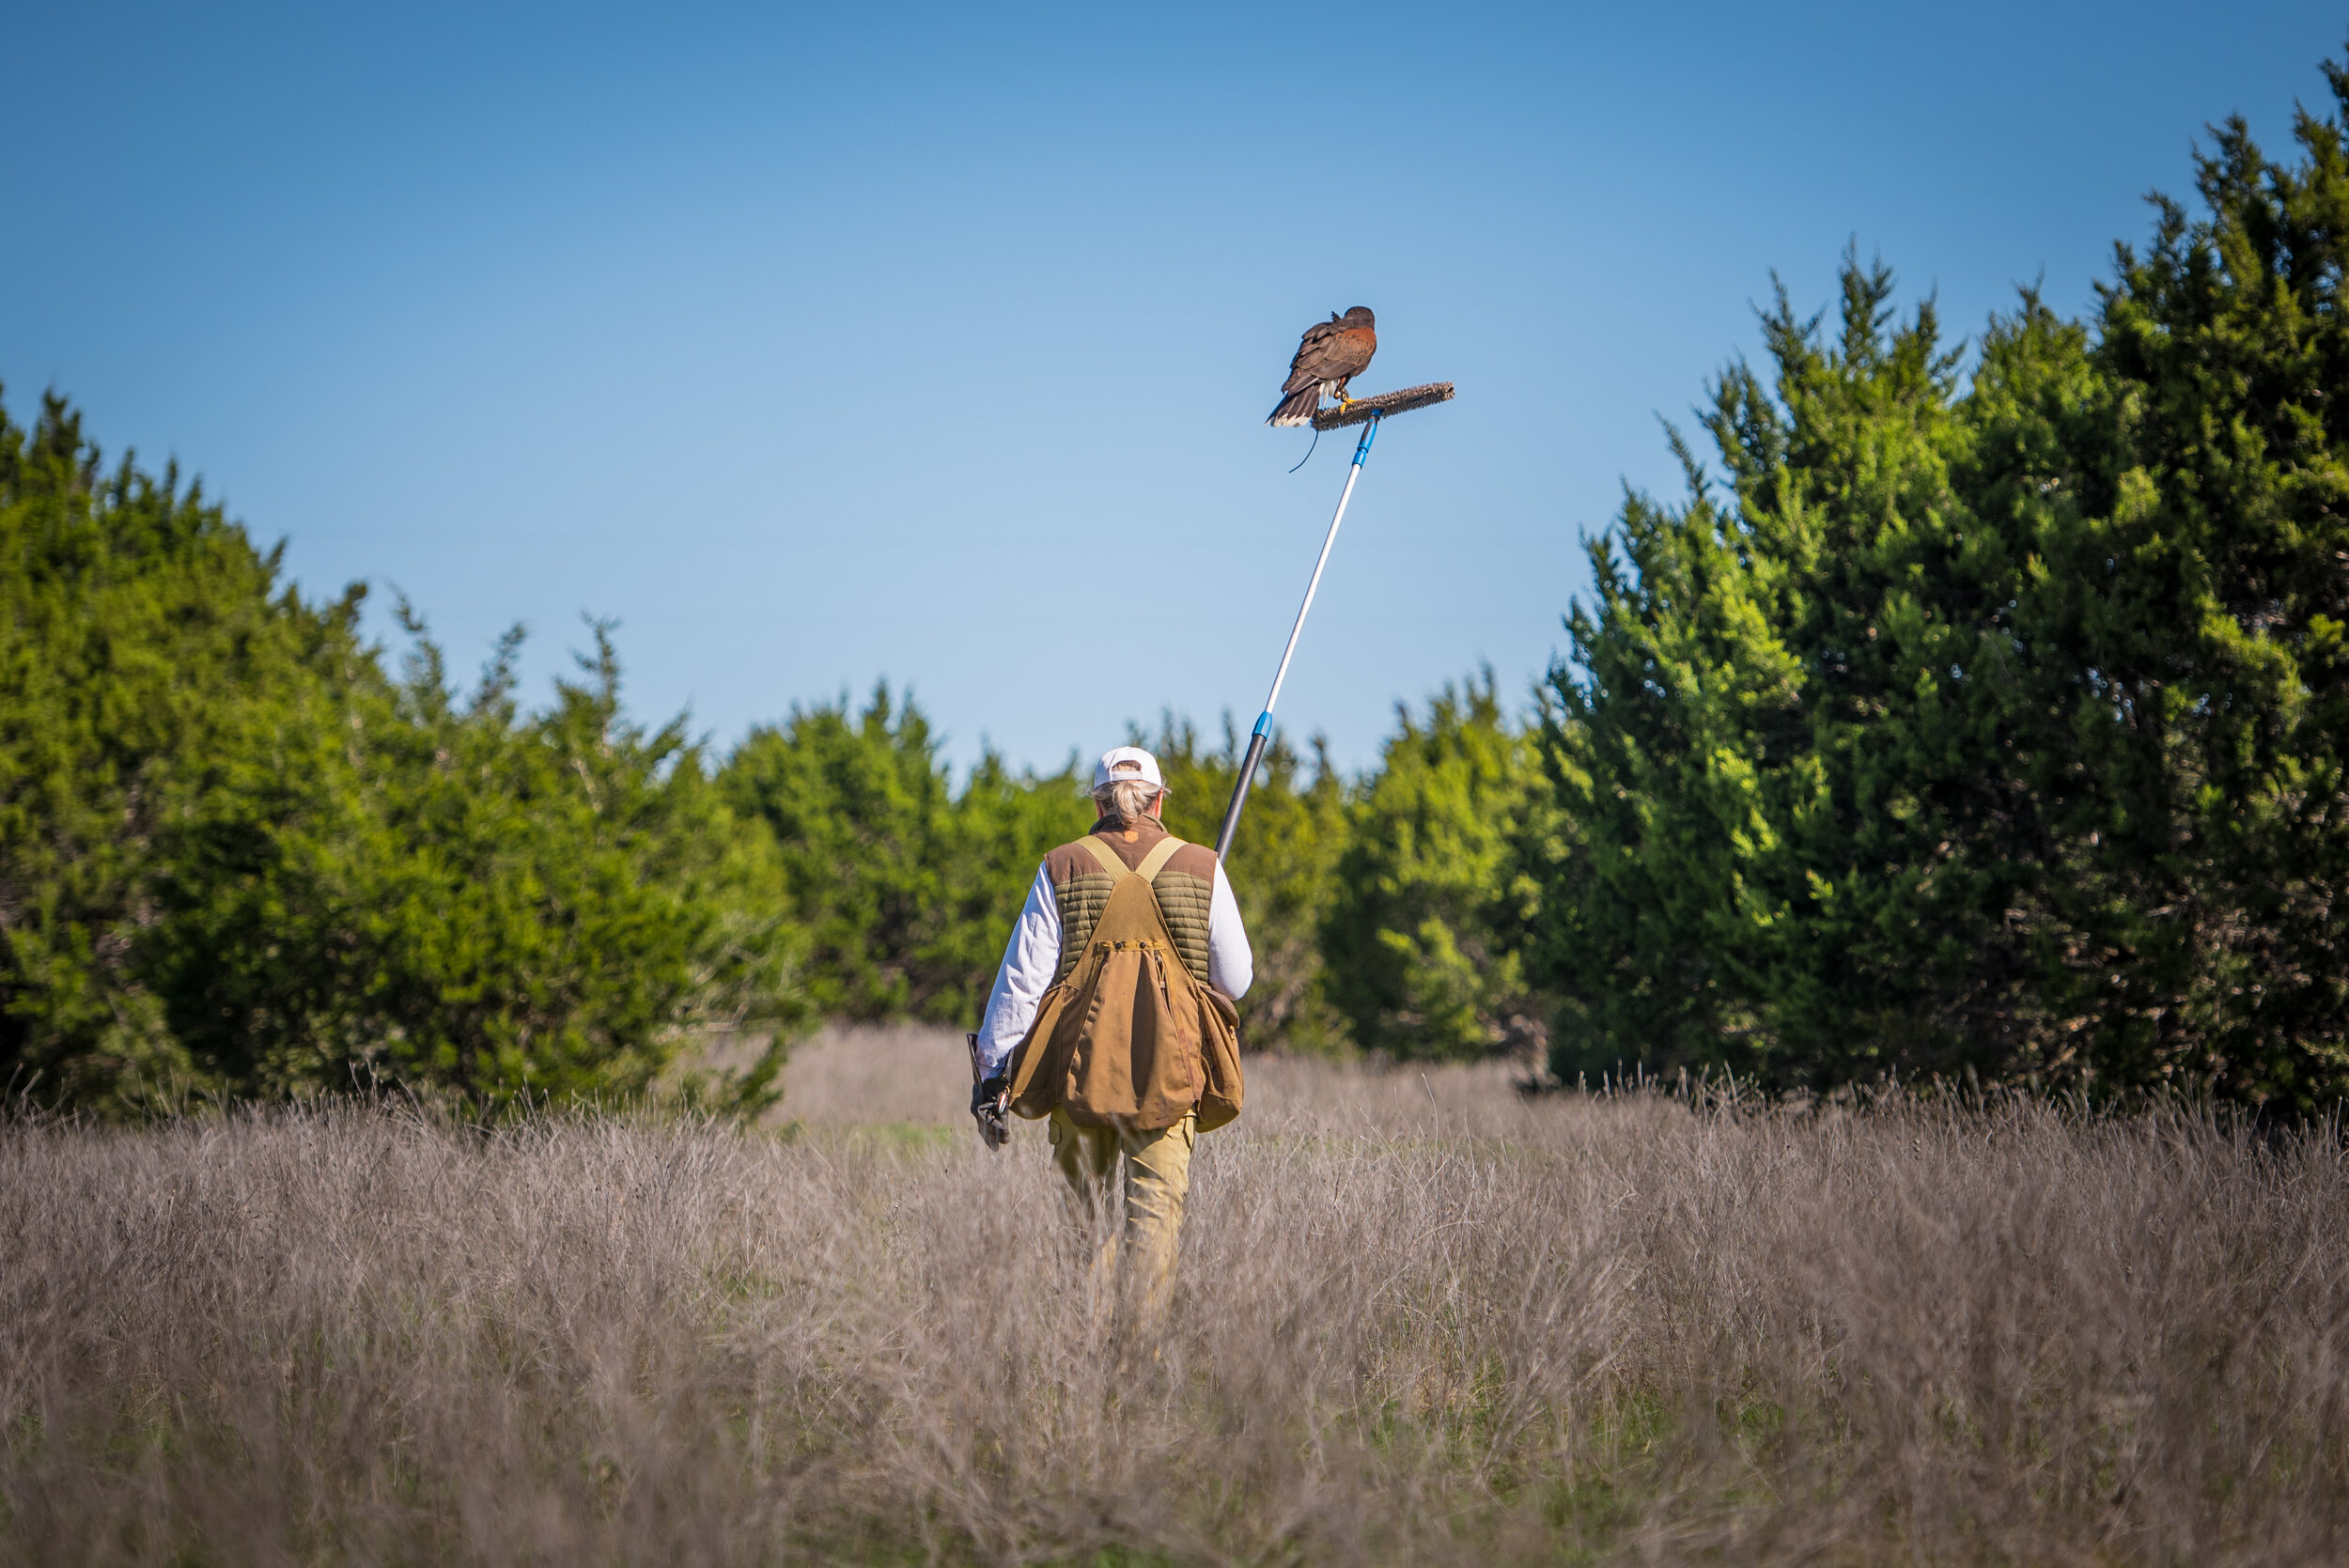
[1003,832,1244,1132]
[1048,826,1215,987]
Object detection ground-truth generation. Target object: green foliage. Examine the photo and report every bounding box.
[1146,714,1353,1053]
[1321,673,1550,1061]
[0,392,366,1107]
[2083,81,2349,1104]
[1533,61,2349,1107]
[0,390,804,1114]
[721,685,1090,1024]
[1534,256,2002,1087]
[151,612,806,1110]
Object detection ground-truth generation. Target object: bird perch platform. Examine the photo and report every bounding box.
[1312,381,1455,429]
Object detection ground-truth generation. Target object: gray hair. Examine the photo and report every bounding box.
[1090,777,1164,828]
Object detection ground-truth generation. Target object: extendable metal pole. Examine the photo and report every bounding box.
[1213,413,1380,862]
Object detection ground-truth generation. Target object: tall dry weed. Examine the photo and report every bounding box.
[2,1031,2342,1565]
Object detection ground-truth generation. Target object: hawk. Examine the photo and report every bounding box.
[1268,306,1377,427]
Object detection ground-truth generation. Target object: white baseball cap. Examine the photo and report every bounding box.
[1092,746,1164,791]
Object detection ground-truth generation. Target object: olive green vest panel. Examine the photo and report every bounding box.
[1051,872,1119,981]
[1048,832,1215,987]
[1149,870,1213,983]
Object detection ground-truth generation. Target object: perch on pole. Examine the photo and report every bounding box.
[1213,376,1455,862]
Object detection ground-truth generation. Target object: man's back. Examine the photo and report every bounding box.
[1038,817,1221,986]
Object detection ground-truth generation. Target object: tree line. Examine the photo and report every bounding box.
[7,56,2347,1113]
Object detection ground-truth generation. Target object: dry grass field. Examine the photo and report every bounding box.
[3,1027,2344,1565]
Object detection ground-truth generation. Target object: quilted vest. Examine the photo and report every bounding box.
[1004,829,1244,1132]
[1044,822,1217,986]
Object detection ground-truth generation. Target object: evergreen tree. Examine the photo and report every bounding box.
[943,745,1097,1016]
[1321,673,1549,1061]
[0,390,804,1112]
[0,391,366,1108]
[721,685,1089,1023]
[149,612,805,1109]
[2085,74,2349,1102]
[1534,55,2349,1107]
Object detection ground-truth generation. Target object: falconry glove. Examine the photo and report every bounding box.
[966,1032,1011,1151]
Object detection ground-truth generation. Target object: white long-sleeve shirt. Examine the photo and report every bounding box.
[972,854,1252,1080]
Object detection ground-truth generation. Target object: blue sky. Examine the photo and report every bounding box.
[6,3,2343,778]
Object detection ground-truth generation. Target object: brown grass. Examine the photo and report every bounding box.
[4,1029,2343,1565]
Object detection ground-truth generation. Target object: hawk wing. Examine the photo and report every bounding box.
[1282,314,1377,392]
[1281,318,1348,394]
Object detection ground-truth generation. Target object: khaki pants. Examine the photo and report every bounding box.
[1049,1107,1196,1335]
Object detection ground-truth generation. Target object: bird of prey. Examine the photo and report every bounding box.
[1268,306,1377,427]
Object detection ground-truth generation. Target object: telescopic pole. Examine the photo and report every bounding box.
[1212,413,1380,862]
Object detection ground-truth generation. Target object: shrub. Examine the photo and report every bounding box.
[1321,672,1551,1061]
[1534,69,2349,1106]
[0,391,803,1113]
[721,684,1089,1025]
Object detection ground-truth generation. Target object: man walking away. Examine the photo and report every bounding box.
[971,746,1252,1330]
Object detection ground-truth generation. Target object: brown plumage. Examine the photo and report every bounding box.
[1268,306,1377,427]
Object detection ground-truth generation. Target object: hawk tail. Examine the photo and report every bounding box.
[1267,386,1321,427]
